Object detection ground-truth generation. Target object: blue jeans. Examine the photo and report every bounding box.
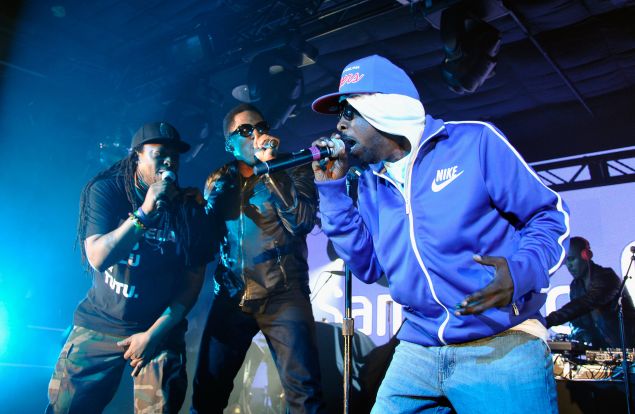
[372,330,557,414]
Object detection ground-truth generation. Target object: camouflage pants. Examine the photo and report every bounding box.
[46,326,187,413]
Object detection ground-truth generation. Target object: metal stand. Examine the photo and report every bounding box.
[342,167,361,414]
[616,249,635,414]
[342,265,353,414]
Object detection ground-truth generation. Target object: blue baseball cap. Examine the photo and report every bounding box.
[312,54,420,114]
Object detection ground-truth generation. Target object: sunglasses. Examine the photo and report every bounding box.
[338,103,359,121]
[228,121,270,138]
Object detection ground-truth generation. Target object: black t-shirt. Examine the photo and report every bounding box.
[73,174,214,338]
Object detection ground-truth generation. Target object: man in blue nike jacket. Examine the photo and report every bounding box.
[311,55,570,413]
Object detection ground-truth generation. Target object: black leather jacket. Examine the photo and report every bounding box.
[546,262,635,348]
[204,161,317,302]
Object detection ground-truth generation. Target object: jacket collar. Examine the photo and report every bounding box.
[367,114,447,174]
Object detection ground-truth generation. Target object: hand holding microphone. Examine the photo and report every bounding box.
[251,135,348,177]
[311,134,349,182]
[254,134,280,163]
[142,170,178,215]
[156,171,176,212]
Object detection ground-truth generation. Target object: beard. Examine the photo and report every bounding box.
[350,142,383,164]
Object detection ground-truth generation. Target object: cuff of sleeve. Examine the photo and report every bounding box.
[506,254,545,303]
[316,178,350,213]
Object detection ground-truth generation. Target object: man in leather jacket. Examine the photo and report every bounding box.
[546,236,635,348]
[191,104,326,413]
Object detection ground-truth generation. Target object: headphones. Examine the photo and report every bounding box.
[573,236,593,261]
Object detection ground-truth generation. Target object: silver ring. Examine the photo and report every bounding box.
[262,140,278,150]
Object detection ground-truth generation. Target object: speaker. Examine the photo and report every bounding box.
[557,379,630,413]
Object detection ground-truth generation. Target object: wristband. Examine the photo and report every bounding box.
[128,212,147,231]
[134,207,151,227]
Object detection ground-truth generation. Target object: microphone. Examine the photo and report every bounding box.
[156,170,176,211]
[252,139,346,176]
[346,166,363,180]
[161,170,176,182]
[346,166,363,199]
[631,246,635,254]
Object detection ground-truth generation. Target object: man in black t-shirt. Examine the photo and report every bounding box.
[46,122,214,413]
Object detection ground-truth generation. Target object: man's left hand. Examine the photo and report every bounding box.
[455,255,514,316]
[117,331,159,377]
[254,134,280,163]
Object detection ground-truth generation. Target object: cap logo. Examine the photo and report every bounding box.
[159,122,169,137]
[340,72,365,88]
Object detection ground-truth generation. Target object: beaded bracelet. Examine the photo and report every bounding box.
[128,212,147,231]
[134,207,151,227]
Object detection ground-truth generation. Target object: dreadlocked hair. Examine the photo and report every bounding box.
[76,146,194,270]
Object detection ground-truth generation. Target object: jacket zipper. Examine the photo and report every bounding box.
[240,177,248,305]
[274,240,288,287]
[404,124,446,215]
[376,124,451,344]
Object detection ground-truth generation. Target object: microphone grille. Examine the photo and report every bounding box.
[161,170,176,182]
[331,138,346,157]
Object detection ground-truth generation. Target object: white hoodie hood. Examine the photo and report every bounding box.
[347,93,426,185]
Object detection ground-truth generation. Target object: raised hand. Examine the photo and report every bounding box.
[312,135,348,181]
[141,178,178,216]
[254,133,280,163]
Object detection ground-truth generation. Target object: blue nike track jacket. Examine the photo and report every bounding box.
[317,115,570,346]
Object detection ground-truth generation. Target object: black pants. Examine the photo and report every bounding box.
[191,288,326,414]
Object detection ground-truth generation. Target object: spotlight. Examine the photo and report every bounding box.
[231,34,317,128]
[440,2,502,94]
[233,47,308,129]
[166,15,219,68]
